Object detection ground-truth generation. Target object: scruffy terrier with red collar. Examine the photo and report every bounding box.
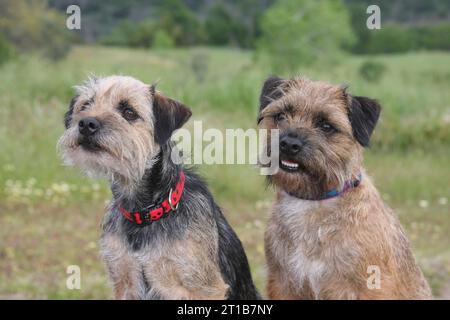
[257,76,432,299]
[58,75,259,300]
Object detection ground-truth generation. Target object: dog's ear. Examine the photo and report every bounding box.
[64,95,78,129]
[151,88,192,145]
[259,76,286,111]
[348,96,381,147]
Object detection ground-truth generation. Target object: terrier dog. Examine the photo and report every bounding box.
[58,75,259,300]
[257,76,432,299]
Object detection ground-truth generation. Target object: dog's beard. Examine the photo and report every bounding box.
[57,127,158,188]
[265,144,351,198]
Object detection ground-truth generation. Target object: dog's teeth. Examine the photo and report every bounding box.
[281,160,299,169]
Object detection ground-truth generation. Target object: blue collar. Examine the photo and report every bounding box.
[321,174,362,200]
[289,174,362,201]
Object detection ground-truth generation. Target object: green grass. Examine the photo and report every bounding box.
[0,46,449,299]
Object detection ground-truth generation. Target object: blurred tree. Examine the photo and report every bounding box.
[346,0,450,54]
[344,0,450,25]
[359,60,386,83]
[364,24,415,53]
[204,4,246,47]
[345,0,370,54]
[132,20,156,48]
[233,0,276,48]
[191,52,209,82]
[101,20,157,48]
[43,0,450,51]
[100,21,137,47]
[414,24,450,51]
[0,34,14,65]
[205,4,235,46]
[0,0,74,60]
[153,29,175,49]
[257,0,355,72]
[156,0,204,46]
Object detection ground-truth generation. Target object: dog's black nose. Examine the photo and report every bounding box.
[79,117,100,136]
[280,135,304,155]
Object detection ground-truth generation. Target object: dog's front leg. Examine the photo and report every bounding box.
[100,233,141,299]
[143,237,230,300]
[143,256,229,300]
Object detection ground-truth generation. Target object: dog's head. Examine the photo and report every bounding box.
[257,76,381,198]
[58,75,191,186]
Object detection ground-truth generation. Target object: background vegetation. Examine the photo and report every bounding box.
[0,0,449,299]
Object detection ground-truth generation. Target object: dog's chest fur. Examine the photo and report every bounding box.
[267,192,359,298]
[99,214,168,299]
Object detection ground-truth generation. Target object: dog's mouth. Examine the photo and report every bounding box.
[279,159,302,172]
[77,136,103,152]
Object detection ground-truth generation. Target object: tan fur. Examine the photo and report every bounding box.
[100,228,228,300]
[58,76,159,195]
[145,238,229,300]
[259,77,432,300]
[259,78,361,198]
[59,75,229,300]
[99,234,142,299]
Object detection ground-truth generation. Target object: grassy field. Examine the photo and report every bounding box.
[0,46,449,299]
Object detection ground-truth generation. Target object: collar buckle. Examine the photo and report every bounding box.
[119,171,185,225]
[168,188,179,211]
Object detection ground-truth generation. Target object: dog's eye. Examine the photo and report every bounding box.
[118,100,139,121]
[80,101,90,111]
[274,113,286,123]
[122,108,138,121]
[318,120,336,133]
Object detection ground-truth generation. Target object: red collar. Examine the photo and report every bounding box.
[119,171,186,225]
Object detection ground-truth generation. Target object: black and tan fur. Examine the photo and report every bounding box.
[58,75,259,300]
[258,76,432,300]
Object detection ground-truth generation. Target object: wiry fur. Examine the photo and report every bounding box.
[258,76,432,300]
[58,76,158,195]
[259,76,361,199]
[58,75,259,300]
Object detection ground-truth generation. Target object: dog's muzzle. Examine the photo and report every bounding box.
[78,117,102,151]
[79,117,101,136]
[279,132,306,172]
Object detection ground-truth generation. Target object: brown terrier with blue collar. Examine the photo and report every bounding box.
[257,76,432,299]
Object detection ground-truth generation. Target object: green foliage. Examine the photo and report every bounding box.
[0,47,450,298]
[102,20,156,48]
[347,1,450,54]
[205,4,235,46]
[101,21,176,49]
[41,9,74,60]
[344,0,450,24]
[360,24,416,54]
[0,0,73,60]
[345,1,371,54]
[37,0,450,54]
[157,0,204,46]
[46,0,272,49]
[0,34,14,65]
[190,52,209,82]
[153,30,175,49]
[359,60,386,83]
[413,23,450,51]
[101,0,203,48]
[204,4,248,47]
[256,0,355,72]
[100,21,134,47]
